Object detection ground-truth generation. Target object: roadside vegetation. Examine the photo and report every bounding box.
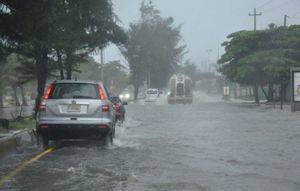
[0,0,219,113]
[120,2,186,99]
[0,117,35,133]
[218,24,300,103]
[0,0,127,114]
[9,118,35,131]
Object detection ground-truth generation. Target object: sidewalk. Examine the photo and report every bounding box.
[0,129,36,157]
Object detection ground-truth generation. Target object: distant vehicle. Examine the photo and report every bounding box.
[145,88,160,102]
[119,89,132,102]
[37,80,116,148]
[168,74,193,104]
[110,96,127,122]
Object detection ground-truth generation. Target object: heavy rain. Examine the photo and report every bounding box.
[0,0,300,191]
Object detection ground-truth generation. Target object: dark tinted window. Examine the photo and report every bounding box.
[147,90,158,94]
[110,97,121,104]
[103,85,110,98]
[177,83,184,96]
[50,83,98,99]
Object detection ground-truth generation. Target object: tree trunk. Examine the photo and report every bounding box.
[267,83,274,102]
[0,91,3,107]
[260,85,268,101]
[280,82,284,110]
[56,50,64,80]
[283,83,288,102]
[20,85,28,106]
[234,84,238,98]
[12,84,20,106]
[134,84,139,101]
[253,84,259,104]
[65,50,73,80]
[35,47,48,116]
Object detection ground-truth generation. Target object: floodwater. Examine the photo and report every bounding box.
[1,101,300,191]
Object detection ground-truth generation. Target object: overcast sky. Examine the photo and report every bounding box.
[97,0,300,68]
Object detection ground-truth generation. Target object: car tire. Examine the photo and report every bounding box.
[112,125,116,138]
[38,134,49,149]
[104,133,113,146]
[122,114,125,122]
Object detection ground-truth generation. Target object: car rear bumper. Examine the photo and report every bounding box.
[37,120,112,140]
[145,98,158,102]
[168,96,193,104]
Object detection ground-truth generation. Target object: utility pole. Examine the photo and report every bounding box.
[100,48,104,82]
[206,49,212,72]
[217,46,220,61]
[280,15,289,110]
[249,8,262,31]
[148,72,151,88]
[249,8,262,104]
[284,14,289,27]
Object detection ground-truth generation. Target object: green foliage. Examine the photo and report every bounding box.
[4,53,35,85]
[121,1,186,94]
[219,25,300,87]
[0,0,127,112]
[102,61,129,95]
[75,58,129,94]
[177,60,198,84]
[10,118,35,130]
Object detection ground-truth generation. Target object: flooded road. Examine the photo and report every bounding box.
[1,102,300,191]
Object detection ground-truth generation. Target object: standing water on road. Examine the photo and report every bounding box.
[1,102,300,191]
[1,1,300,190]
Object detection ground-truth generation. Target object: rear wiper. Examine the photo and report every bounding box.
[73,95,94,99]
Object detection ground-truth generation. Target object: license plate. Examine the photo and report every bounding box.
[68,104,81,112]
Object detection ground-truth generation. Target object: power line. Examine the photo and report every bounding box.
[291,11,300,18]
[258,0,274,9]
[262,0,295,13]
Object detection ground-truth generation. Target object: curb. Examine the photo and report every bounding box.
[0,129,36,157]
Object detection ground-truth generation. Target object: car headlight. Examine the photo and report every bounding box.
[119,94,124,99]
[125,93,130,99]
[167,92,171,96]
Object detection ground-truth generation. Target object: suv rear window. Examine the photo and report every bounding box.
[110,97,121,104]
[147,90,158,95]
[50,83,99,99]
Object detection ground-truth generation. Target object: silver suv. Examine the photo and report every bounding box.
[37,80,116,147]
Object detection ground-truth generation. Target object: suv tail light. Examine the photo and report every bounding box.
[43,84,55,100]
[97,84,106,100]
[39,124,49,129]
[39,84,55,112]
[98,124,108,129]
[39,100,46,112]
[102,105,110,112]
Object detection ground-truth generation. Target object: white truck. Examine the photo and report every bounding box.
[167,74,193,104]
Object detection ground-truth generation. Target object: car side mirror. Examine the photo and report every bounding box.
[122,101,128,105]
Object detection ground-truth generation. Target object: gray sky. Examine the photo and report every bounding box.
[97,0,300,68]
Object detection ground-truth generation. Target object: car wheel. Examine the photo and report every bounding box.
[112,125,116,138]
[104,133,113,146]
[38,134,49,149]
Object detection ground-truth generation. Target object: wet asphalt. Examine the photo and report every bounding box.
[0,102,300,191]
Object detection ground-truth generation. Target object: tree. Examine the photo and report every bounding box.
[121,1,185,99]
[49,0,127,80]
[75,58,129,95]
[102,61,129,95]
[0,40,9,107]
[0,0,127,114]
[178,60,198,86]
[218,25,300,103]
